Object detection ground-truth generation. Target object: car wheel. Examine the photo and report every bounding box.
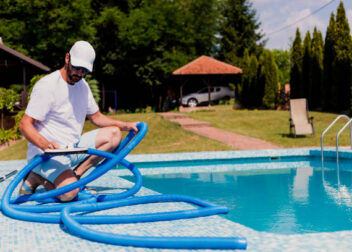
[187,98,198,107]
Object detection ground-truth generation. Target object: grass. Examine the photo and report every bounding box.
[187,105,352,147]
[0,105,350,161]
[0,113,232,161]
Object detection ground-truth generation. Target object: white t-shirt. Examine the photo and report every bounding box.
[25,70,99,160]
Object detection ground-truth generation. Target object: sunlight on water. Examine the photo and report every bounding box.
[123,165,352,234]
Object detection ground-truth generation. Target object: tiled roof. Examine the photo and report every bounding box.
[172,55,242,75]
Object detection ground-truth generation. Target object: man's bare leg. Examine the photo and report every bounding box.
[20,171,55,194]
[53,170,79,201]
[74,126,122,179]
[21,170,79,202]
[21,127,122,201]
[56,126,122,201]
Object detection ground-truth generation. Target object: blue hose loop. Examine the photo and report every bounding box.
[3,160,141,214]
[12,122,148,204]
[60,195,247,249]
[0,123,147,219]
[1,157,142,221]
[0,121,248,250]
[62,194,230,224]
[96,160,142,202]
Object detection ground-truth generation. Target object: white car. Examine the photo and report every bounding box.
[181,86,234,107]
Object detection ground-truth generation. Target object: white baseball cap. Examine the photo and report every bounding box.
[69,41,95,72]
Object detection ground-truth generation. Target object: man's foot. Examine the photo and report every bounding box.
[19,180,34,195]
[82,186,97,194]
[18,172,44,196]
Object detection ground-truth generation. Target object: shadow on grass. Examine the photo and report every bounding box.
[280,133,312,139]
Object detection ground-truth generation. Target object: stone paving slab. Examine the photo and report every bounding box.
[159,112,280,150]
[168,117,211,127]
[185,126,279,150]
[157,112,188,119]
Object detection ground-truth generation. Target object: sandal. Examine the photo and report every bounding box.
[19,180,34,195]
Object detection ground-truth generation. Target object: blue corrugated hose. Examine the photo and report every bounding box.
[0,122,247,250]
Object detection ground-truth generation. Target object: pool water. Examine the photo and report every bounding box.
[123,166,352,234]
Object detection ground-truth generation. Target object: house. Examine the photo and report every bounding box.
[0,37,50,95]
[0,37,50,128]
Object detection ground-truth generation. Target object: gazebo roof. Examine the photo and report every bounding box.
[172,55,242,75]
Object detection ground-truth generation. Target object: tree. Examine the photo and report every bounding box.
[239,49,251,107]
[94,0,219,110]
[310,27,324,109]
[323,13,337,111]
[248,54,258,108]
[290,28,303,99]
[333,1,352,112]
[0,0,96,69]
[0,0,265,110]
[272,49,290,85]
[302,31,312,100]
[260,50,279,109]
[218,0,264,66]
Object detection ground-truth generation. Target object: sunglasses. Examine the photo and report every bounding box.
[71,65,89,74]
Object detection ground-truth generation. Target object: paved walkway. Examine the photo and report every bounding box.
[158,112,279,150]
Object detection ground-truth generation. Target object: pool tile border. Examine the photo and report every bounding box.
[1,147,352,251]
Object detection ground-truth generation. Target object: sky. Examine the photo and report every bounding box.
[251,0,352,50]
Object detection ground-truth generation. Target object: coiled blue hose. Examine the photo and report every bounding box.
[0,122,247,250]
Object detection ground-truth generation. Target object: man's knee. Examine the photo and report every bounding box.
[99,126,122,149]
[57,188,80,202]
[54,170,79,202]
[110,126,122,142]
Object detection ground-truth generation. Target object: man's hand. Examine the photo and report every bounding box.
[87,111,139,133]
[44,142,61,150]
[122,122,139,133]
[20,114,61,151]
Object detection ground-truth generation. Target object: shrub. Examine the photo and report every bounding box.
[0,88,20,129]
[85,75,101,104]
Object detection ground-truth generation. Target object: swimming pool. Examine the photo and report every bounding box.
[124,166,352,234]
[2,147,352,251]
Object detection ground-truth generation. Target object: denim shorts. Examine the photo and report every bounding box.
[31,129,99,184]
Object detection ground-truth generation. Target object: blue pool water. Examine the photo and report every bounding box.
[123,164,352,235]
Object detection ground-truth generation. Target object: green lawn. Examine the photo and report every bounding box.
[187,105,351,147]
[0,113,232,161]
[0,106,349,161]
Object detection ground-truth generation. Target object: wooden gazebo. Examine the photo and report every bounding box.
[172,55,242,106]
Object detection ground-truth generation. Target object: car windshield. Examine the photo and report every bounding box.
[197,88,207,94]
[197,87,214,93]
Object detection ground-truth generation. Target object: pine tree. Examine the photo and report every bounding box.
[290,28,303,98]
[333,1,352,112]
[310,27,324,109]
[302,31,312,100]
[256,54,266,107]
[261,50,279,109]
[248,54,258,108]
[239,49,251,107]
[323,13,336,111]
[218,0,264,65]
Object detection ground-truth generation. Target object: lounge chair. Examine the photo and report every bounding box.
[289,98,315,137]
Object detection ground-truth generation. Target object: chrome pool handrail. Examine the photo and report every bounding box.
[321,114,351,166]
[336,118,352,165]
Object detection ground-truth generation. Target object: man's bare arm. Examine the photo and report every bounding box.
[19,114,60,150]
[87,111,138,132]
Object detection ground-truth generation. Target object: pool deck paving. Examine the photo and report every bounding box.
[158,112,280,150]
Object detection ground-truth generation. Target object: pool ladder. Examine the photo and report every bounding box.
[321,114,352,168]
